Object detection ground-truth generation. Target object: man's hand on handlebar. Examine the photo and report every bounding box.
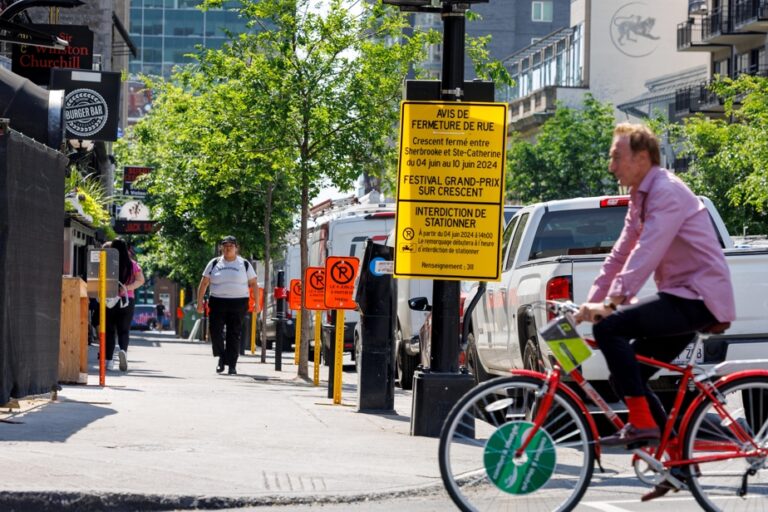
[574,302,613,324]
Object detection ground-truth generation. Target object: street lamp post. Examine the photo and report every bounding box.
[384,0,490,437]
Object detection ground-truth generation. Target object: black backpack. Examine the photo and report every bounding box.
[206,256,251,275]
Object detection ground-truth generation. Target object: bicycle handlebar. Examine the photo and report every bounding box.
[546,300,580,316]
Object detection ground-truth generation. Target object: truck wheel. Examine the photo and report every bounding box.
[523,338,544,373]
[466,333,489,385]
[397,344,416,390]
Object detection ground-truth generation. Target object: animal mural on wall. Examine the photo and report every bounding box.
[614,14,660,45]
[610,2,662,58]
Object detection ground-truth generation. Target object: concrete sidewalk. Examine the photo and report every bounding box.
[0,332,443,511]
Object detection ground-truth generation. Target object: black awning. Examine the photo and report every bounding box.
[112,12,137,58]
[0,18,67,48]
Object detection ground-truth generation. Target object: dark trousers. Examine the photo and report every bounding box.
[209,296,248,368]
[593,293,717,427]
[106,298,136,360]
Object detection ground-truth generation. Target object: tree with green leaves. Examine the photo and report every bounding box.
[665,74,768,236]
[506,94,618,203]
[190,0,440,378]
[119,0,510,378]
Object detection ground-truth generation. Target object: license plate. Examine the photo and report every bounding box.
[671,340,704,366]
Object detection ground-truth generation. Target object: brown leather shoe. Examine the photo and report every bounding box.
[600,423,660,447]
[641,469,689,502]
[641,482,675,501]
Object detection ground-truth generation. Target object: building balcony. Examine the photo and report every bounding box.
[672,78,724,117]
[678,7,765,51]
[672,157,691,173]
[733,0,768,31]
[507,86,589,135]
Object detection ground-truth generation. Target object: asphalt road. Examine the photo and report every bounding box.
[219,450,712,512]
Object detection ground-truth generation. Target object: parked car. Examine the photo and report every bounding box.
[255,301,296,351]
[408,286,471,375]
[131,303,170,331]
[504,204,523,225]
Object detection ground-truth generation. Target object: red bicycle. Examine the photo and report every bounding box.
[439,301,768,511]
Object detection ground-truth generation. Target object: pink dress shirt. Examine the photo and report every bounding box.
[587,166,736,323]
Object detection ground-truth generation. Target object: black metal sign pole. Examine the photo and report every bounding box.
[274,269,285,372]
[407,0,478,438]
[430,1,465,375]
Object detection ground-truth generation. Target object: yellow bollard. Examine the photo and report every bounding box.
[333,309,344,404]
[313,311,322,386]
[294,309,302,365]
[178,288,185,337]
[99,250,107,387]
[250,309,257,354]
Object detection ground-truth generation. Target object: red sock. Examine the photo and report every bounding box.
[625,396,657,429]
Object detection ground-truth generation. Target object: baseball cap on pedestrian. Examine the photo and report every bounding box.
[220,235,238,246]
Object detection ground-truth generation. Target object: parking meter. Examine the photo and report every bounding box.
[355,239,395,412]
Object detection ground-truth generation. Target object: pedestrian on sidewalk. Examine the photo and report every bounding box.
[155,299,166,331]
[196,236,257,375]
[104,238,145,372]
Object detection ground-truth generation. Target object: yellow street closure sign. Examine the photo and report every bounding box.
[395,101,508,281]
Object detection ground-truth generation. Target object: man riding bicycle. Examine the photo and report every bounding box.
[575,123,736,447]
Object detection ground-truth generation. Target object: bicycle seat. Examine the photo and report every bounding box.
[700,321,730,335]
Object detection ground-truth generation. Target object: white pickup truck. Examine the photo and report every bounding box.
[465,195,768,399]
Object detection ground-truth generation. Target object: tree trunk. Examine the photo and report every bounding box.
[298,164,310,379]
[260,182,273,363]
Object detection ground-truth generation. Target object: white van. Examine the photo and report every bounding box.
[308,200,396,362]
[384,229,430,389]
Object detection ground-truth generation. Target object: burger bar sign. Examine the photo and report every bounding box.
[50,69,121,142]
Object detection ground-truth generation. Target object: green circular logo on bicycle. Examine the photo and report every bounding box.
[484,420,556,494]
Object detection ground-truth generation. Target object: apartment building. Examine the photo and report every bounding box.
[502,0,710,140]
[410,0,570,83]
[673,0,767,120]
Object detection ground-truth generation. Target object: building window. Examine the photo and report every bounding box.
[532,1,553,22]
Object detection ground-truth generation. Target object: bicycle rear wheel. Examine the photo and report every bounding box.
[683,376,768,512]
[439,375,595,512]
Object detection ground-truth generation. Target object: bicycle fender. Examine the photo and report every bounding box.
[510,368,547,379]
[509,369,603,458]
[678,369,768,438]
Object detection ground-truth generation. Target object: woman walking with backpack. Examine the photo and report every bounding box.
[104,238,145,371]
[196,236,257,375]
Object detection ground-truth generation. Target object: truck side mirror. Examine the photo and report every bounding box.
[408,297,432,312]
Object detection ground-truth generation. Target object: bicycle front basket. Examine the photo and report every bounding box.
[539,315,592,373]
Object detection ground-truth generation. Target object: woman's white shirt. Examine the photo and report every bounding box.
[203,256,256,298]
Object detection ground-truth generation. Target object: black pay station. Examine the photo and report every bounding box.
[354,239,396,412]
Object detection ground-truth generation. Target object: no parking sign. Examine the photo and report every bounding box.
[324,257,359,310]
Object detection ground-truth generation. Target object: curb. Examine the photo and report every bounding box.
[0,484,445,511]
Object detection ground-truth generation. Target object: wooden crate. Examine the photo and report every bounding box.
[59,277,89,384]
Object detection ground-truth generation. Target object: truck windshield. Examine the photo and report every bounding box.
[530,207,628,260]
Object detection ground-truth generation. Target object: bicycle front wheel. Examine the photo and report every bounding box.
[438,376,595,512]
[683,376,768,512]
